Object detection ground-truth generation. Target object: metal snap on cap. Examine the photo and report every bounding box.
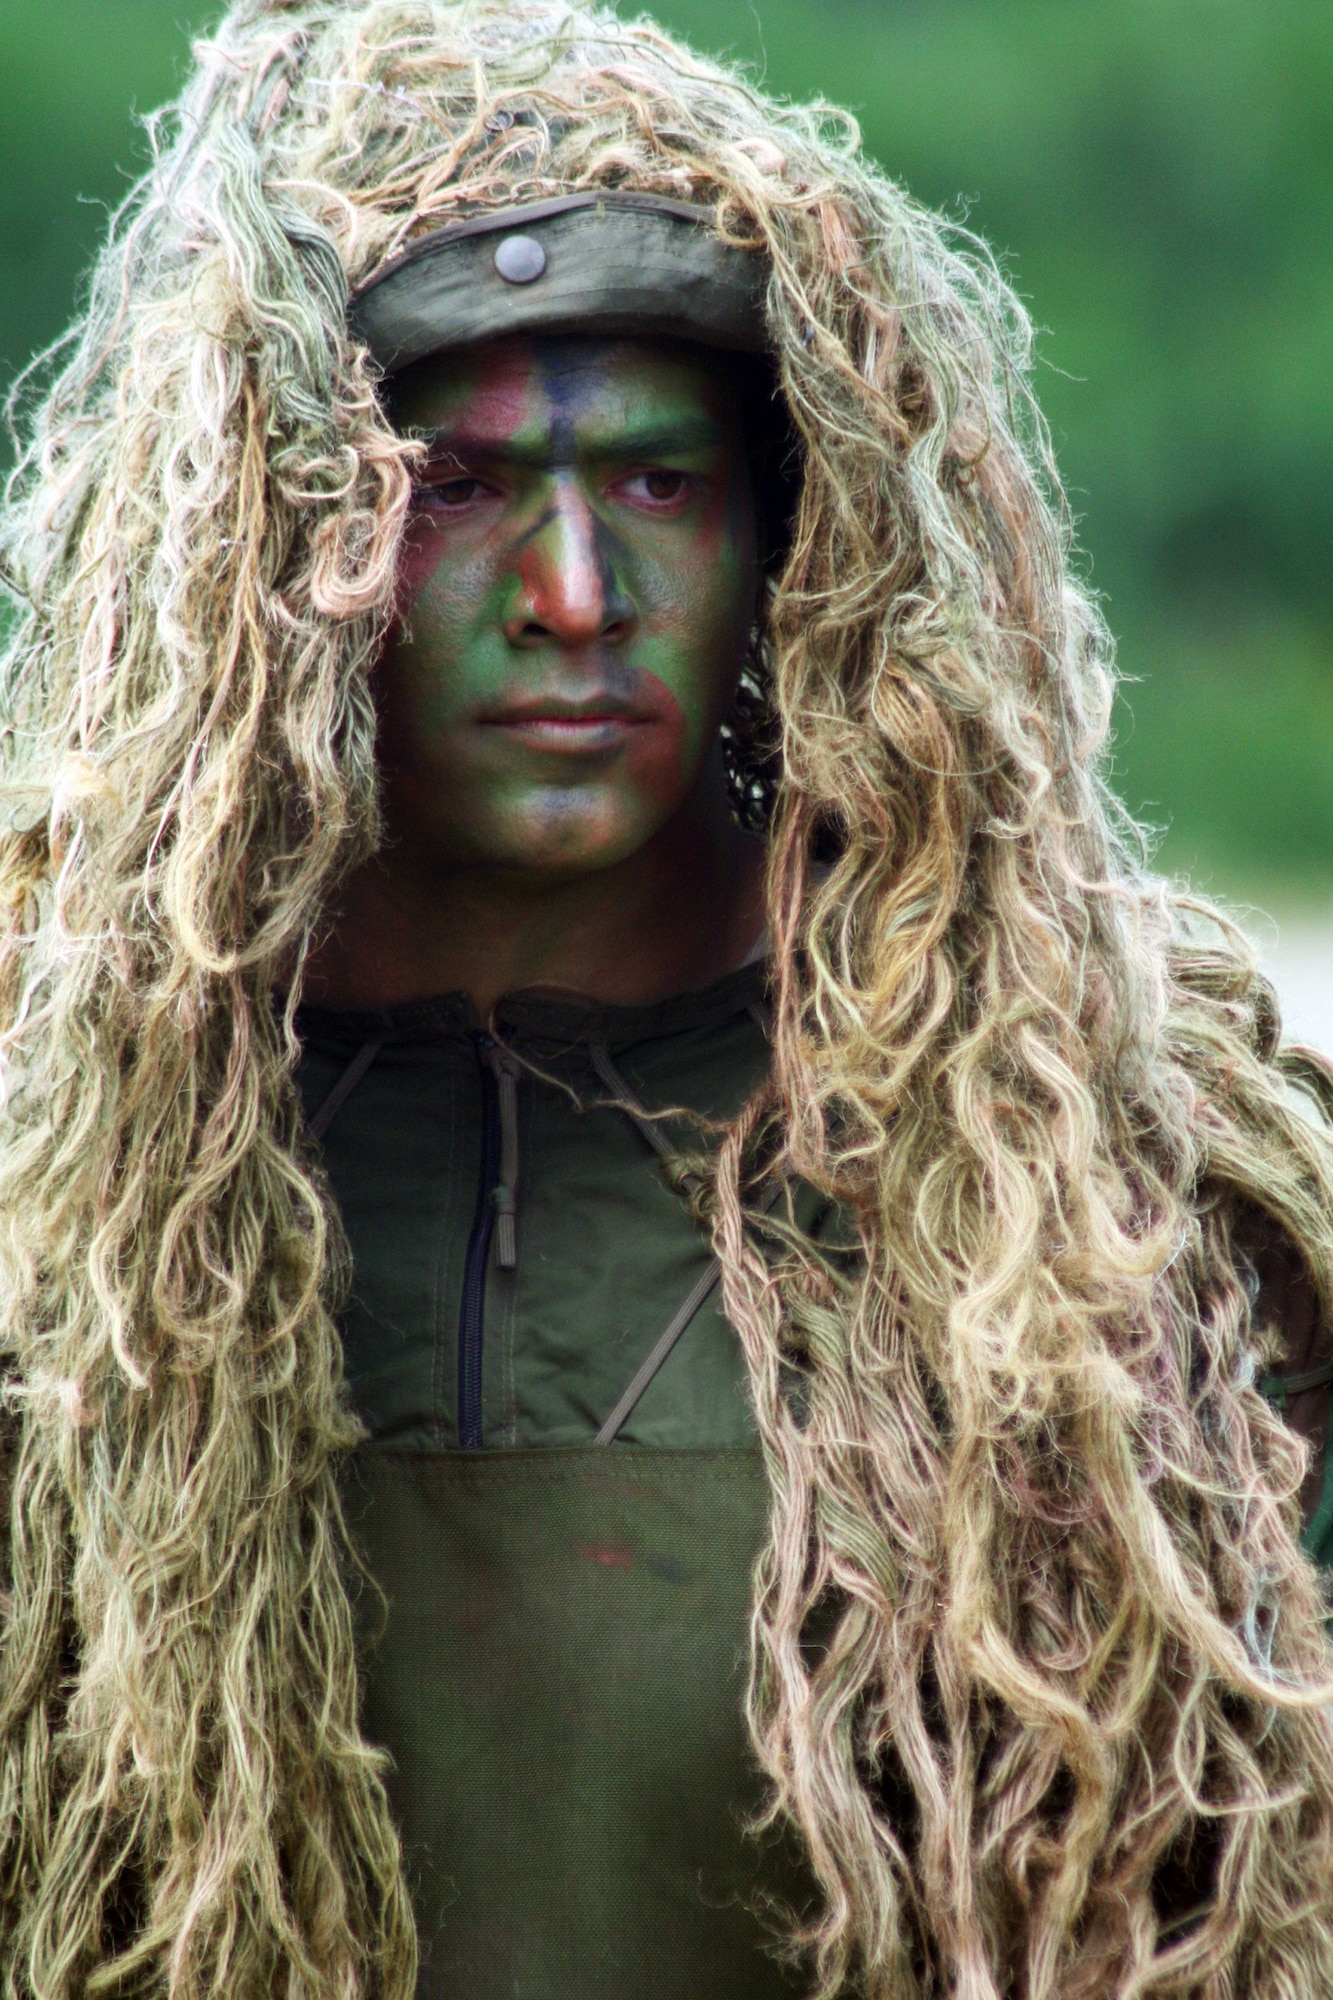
[493,234,547,284]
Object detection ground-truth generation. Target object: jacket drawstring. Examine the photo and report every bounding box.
[588,1041,701,1198]
[308,1038,384,1141]
[486,1045,521,1271]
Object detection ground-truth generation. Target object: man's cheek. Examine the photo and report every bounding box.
[388,577,502,714]
[394,511,455,607]
[623,676,693,811]
[636,609,743,766]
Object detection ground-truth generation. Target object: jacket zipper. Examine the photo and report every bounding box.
[458,1032,501,1449]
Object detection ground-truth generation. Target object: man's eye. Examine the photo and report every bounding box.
[417,475,492,511]
[619,469,691,506]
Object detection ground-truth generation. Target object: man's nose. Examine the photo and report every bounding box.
[503,482,637,650]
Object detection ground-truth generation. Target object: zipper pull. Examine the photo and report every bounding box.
[485,1046,520,1271]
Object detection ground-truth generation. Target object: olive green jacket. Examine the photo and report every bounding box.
[297,966,1333,1999]
[298,966,815,1999]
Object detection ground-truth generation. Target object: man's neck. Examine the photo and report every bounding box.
[303,777,767,1018]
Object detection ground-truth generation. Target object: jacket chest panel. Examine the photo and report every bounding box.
[298,1006,769,1452]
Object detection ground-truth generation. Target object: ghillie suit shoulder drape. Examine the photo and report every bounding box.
[2,3,1333,1996]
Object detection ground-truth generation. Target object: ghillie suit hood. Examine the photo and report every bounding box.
[3,4,1333,1996]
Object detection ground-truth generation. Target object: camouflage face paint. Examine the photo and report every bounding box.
[378,336,760,878]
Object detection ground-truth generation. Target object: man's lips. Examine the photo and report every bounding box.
[475,694,653,752]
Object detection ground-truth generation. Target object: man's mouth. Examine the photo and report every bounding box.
[476,692,651,751]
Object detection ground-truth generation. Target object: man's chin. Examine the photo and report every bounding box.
[474,812,670,882]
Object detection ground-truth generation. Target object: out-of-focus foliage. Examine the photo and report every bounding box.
[2,0,1330,895]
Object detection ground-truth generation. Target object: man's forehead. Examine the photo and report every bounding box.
[393,334,738,444]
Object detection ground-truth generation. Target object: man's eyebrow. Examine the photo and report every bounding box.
[413,414,724,464]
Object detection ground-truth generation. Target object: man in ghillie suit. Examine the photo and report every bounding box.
[3,2,1333,1995]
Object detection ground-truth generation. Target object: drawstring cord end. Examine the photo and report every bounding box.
[493,1195,518,1270]
[488,1051,521,1271]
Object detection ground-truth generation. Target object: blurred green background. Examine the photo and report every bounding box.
[2,0,1331,910]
